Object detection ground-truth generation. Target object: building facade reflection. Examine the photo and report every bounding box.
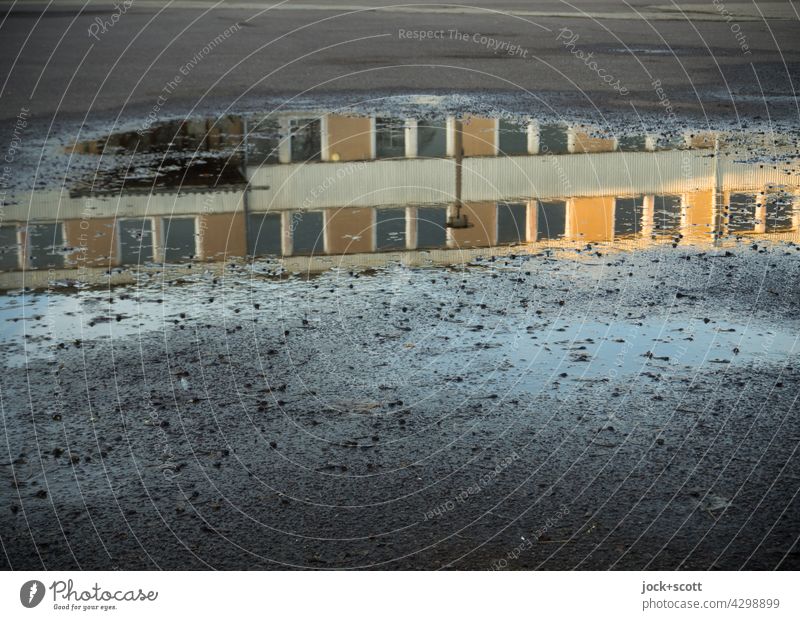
[1,111,797,289]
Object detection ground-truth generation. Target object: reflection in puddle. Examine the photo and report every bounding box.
[504,318,797,390]
[4,253,797,384]
[1,108,799,291]
[3,103,799,482]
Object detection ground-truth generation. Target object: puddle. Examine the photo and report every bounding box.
[502,317,798,390]
[2,103,800,374]
[2,106,798,292]
[3,101,800,573]
[4,252,797,384]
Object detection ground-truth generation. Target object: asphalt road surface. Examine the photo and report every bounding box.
[3,244,800,570]
[0,0,798,126]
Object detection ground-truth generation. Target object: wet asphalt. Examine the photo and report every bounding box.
[2,241,799,569]
[0,0,798,128]
[1,0,799,571]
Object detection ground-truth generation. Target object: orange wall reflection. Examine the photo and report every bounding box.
[567,197,615,241]
[325,207,374,254]
[325,115,373,162]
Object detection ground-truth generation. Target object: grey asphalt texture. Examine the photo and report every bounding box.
[0,0,798,128]
[2,243,799,569]
[1,0,799,571]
